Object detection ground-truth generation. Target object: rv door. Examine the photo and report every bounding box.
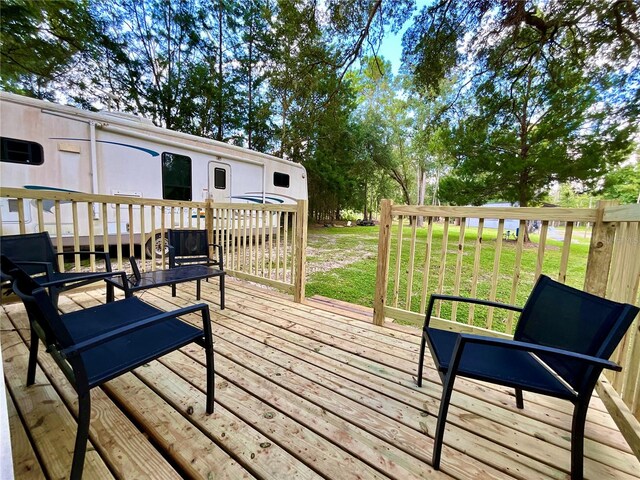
[209,162,230,203]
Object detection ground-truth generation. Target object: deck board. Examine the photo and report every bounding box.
[2,278,639,479]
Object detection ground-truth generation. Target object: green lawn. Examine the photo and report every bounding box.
[306,223,591,331]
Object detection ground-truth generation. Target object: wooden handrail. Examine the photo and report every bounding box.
[0,188,306,300]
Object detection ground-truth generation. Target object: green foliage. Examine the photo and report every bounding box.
[405,1,639,208]
[2,0,637,222]
[0,0,98,98]
[600,160,640,204]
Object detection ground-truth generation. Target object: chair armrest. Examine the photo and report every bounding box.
[424,293,522,328]
[453,333,622,371]
[208,243,224,269]
[61,302,210,357]
[39,270,126,289]
[13,261,55,278]
[57,251,112,271]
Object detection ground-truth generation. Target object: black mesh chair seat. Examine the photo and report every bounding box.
[417,275,639,479]
[62,297,204,387]
[0,232,124,306]
[427,328,574,399]
[1,255,215,480]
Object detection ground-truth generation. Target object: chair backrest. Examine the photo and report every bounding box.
[168,229,218,266]
[515,275,639,393]
[0,232,58,275]
[1,255,73,348]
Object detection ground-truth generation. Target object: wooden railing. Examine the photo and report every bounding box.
[0,188,307,301]
[373,199,640,454]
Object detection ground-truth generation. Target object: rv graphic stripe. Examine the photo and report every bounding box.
[232,195,285,204]
[50,138,160,157]
[23,185,79,213]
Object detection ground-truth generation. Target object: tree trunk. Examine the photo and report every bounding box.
[416,165,427,227]
[216,3,224,141]
[247,18,254,149]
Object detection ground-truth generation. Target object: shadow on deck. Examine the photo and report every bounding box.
[2,279,639,479]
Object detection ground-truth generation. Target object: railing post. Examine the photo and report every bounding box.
[293,199,308,303]
[584,200,618,296]
[205,199,214,259]
[373,199,393,326]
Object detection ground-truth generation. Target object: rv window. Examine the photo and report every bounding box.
[274,172,290,188]
[1,137,44,165]
[162,152,192,201]
[214,167,226,189]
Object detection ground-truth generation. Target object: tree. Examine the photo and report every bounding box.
[403,0,638,220]
[0,0,99,99]
[403,0,640,100]
[236,0,274,150]
[600,160,640,204]
[88,0,203,129]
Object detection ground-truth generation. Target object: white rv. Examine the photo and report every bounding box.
[0,92,307,252]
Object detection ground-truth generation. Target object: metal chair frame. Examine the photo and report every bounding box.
[417,275,638,479]
[2,255,215,480]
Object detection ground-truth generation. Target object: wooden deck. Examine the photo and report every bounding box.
[2,279,639,479]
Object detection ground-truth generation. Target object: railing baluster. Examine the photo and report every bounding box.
[468,218,484,325]
[268,210,273,280]
[140,205,146,271]
[128,204,134,262]
[242,208,248,272]
[224,208,230,272]
[486,219,505,329]
[276,211,281,281]
[55,200,64,272]
[435,218,450,317]
[150,205,156,271]
[254,209,260,276]
[161,206,167,268]
[88,201,96,271]
[283,211,289,282]
[506,219,527,333]
[262,210,267,276]
[392,215,404,308]
[405,220,417,310]
[451,217,466,323]
[115,203,123,270]
[101,203,109,258]
[36,199,45,233]
[419,217,434,314]
[72,201,81,271]
[558,221,574,284]
[16,198,26,235]
[534,220,549,281]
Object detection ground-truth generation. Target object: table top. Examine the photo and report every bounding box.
[105,265,224,291]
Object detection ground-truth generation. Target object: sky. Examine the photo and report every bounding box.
[376,0,430,74]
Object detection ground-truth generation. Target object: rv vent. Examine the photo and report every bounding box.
[102,111,154,125]
[58,142,81,153]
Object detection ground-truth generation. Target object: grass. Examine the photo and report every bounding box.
[306,222,591,331]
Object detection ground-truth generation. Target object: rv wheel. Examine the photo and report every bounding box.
[145,233,169,257]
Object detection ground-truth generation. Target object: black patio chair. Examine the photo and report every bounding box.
[0,232,125,306]
[417,274,638,479]
[168,228,225,307]
[1,255,215,480]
